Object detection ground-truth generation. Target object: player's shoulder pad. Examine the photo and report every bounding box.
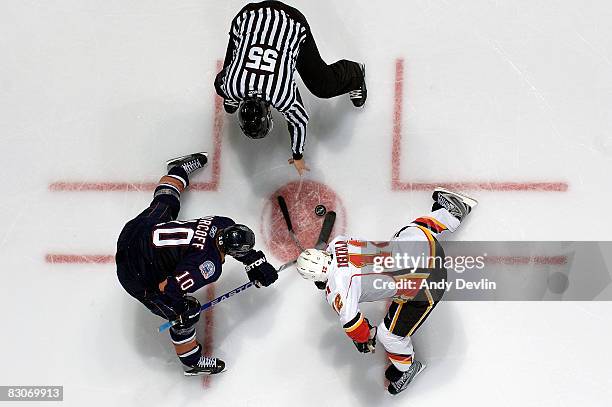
[212,216,235,229]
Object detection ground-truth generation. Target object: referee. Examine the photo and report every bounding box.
[215,1,367,175]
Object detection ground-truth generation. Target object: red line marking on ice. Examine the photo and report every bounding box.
[49,181,219,192]
[485,255,567,266]
[202,284,216,388]
[48,60,225,193]
[45,254,115,264]
[391,58,569,192]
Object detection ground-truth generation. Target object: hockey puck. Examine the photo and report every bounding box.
[314,204,327,217]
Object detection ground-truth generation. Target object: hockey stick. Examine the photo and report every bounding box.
[315,211,336,250]
[277,195,305,251]
[158,260,295,333]
[278,196,336,250]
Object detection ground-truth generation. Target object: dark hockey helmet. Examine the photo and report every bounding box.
[218,224,256,257]
[238,94,273,139]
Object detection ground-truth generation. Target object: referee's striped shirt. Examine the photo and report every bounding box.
[218,2,310,159]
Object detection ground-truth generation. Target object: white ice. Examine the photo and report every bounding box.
[2,0,612,406]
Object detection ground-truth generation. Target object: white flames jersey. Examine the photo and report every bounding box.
[323,236,432,328]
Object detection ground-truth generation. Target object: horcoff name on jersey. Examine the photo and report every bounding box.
[193,216,214,250]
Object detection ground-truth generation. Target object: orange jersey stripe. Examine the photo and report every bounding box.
[345,316,370,343]
[344,314,365,332]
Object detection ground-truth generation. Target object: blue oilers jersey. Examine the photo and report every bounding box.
[147,216,235,298]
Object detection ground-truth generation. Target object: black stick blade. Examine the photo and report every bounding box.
[315,211,336,249]
[277,195,293,232]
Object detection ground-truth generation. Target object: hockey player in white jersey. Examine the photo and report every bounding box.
[296,188,477,395]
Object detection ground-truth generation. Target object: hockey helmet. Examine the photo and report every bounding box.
[218,224,255,257]
[238,93,273,139]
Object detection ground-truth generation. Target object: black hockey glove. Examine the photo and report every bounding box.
[175,296,201,330]
[353,320,377,354]
[234,249,261,265]
[223,99,239,114]
[314,281,327,290]
[242,250,278,287]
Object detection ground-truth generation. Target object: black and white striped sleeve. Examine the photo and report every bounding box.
[229,11,243,43]
[222,15,242,69]
[217,12,244,99]
[278,89,309,159]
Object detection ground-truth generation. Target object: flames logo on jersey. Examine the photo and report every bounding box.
[333,294,343,314]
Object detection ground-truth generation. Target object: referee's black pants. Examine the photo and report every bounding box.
[296,26,363,99]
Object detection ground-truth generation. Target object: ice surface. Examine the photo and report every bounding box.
[2,0,612,406]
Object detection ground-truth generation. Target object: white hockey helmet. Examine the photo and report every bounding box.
[296,249,332,283]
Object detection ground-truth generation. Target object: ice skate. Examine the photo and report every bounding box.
[349,63,367,107]
[183,356,226,376]
[432,187,478,221]
[386,361,426,395]
[166,152,208,176]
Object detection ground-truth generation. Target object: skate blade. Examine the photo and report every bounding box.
[183,367,227,377]
[414,363,427,380]
[434,187,479,209]
[166,152,209,167]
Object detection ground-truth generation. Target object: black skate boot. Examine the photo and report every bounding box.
[432,187,478,222]
[183,356,226,376]
[166,152,208,176]
[385,364,404,382]
[387,361,426,395]
[349,63,367,108]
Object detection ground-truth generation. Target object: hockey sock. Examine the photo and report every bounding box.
[168,165,189,185]
[170,325,202,367]
[412,215,448,234]
[387,352,414,372]
[154,167,189,201]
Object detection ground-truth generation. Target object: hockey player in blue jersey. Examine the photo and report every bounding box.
[116,153,278,375]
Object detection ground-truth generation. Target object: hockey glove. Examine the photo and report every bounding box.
[353,320,377,354]
[243,250,278,287]
[234,249,261,265]
[175,296,201,330]
[314,281,327,290]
